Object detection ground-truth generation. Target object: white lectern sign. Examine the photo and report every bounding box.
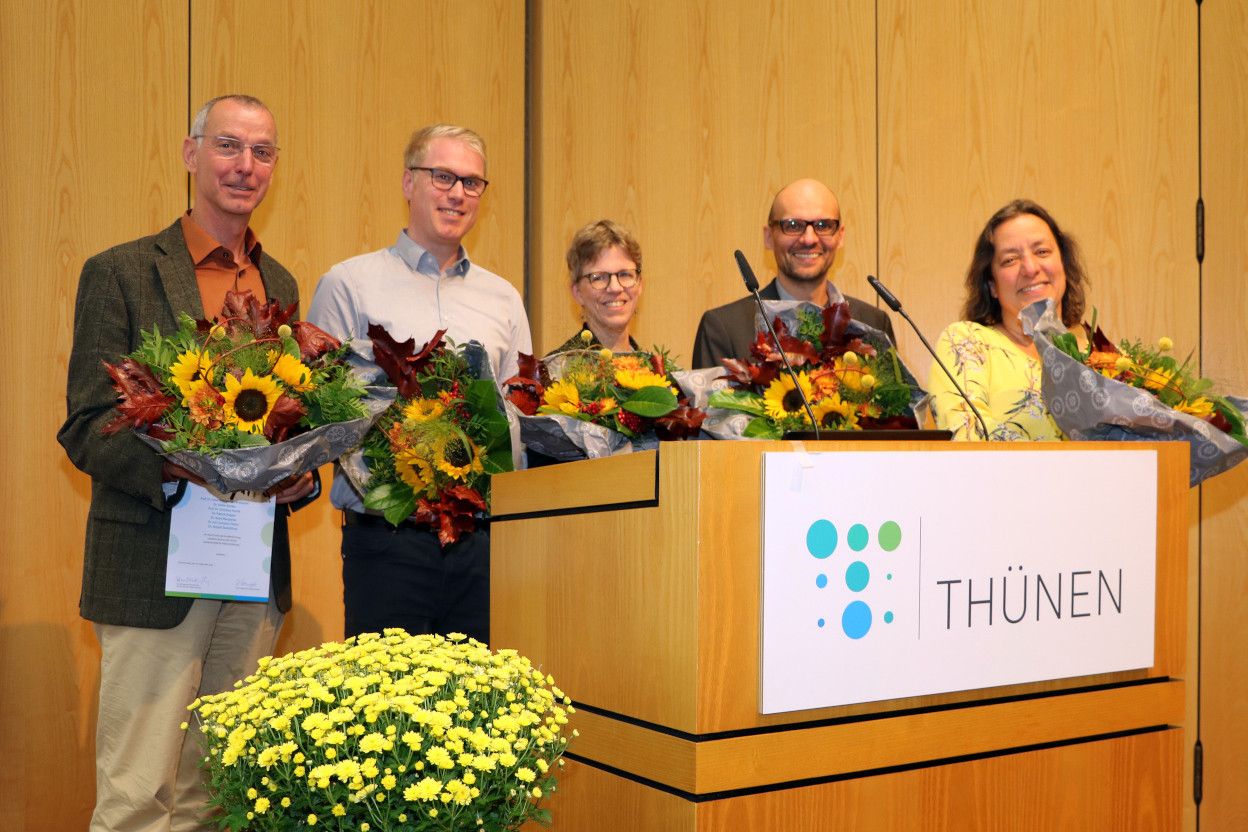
[760,450,1157,714]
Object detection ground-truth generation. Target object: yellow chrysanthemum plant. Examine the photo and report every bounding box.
[186,630,575,832]
[1029,303,1248,483]
[503,337,706,443]
[355,326,514,545]
[707,302,921,438]
[101,290,371,491]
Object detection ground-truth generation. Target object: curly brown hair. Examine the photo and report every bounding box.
[962,199,1087,327]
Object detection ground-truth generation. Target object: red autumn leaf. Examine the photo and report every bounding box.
[1083,322,1119,355]
[503,352,545,415]
[719,357,779,389]
[414,485,487,546]
[368,324,446,399]
[655,403,707,440]
[101,358,175,433]
[263,393,307,443]
[147,423,176,441]
[816,302,878,360]
[749,317,819,367]
[505,387,540,416]
[220,289,297,337]
[291,320,342,362]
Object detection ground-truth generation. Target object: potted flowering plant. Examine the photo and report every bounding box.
[102,290,374,492]
[186,630,574,831]
[342,326,513,544]
[702,301,923,438]
[1024,301,1248,485]
[504,335,706,462]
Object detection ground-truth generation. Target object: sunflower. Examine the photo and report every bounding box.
[402,398,446,423]
[1176,397,1215,419]
[811,394,860,430]
[1140,366,1176,393]
[169,350,214,401]
[540,380,583,416]
[270,352,315,392]
[762,372,815,422]
[395,447,437,494]
[614,366,675,393]
[222,369,282,434]
[434,432,484,481]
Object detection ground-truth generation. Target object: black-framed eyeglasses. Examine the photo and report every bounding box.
[194,135,280,165]
[577,269,640,290]
[409,166,489,196]
[770,218,841,237]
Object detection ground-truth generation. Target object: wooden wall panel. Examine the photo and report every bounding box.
[0,1,188,826]
[878,0,1198,382]
[529,0,878,363]
[190,0,527,654]
[1198,0,1248,827]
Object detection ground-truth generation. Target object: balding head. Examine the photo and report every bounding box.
[764,178,846,299]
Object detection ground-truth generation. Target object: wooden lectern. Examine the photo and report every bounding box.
[491,441,1191,831]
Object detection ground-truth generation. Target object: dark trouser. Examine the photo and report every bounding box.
[341,515,490,644]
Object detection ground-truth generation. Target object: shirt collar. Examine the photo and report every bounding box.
[775,278,844,306]
[180,211,261,266]
[393,230,471,278]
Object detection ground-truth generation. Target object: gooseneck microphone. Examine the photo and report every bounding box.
[734,250,821,439]
[866,275,991,441]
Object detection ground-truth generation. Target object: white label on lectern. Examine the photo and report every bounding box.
[760,450,1157,714]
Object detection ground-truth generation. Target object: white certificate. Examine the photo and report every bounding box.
[165,482,275,602]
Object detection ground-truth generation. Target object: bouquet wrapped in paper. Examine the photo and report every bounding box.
[102,290,378,493]
[503,335,706,463]
[678,300,926,440]
[1023,300,1248,485]
[340,326,514,545]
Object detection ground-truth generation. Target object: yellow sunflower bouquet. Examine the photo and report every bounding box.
[1025,301,1248,485]
[503,336,706,462]
[705,301,922,439]
[349,326,513,544]
[102,290,373,492]
[187,629,574,832]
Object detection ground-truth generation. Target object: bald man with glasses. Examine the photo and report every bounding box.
[307,123,531,645]
[692,178,895,369]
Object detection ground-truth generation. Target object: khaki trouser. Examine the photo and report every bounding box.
[91,598,282,832]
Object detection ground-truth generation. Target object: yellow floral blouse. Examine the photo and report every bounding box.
[929,321,1063,441]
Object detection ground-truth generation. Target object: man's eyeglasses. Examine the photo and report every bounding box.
[770,218,842,237]
[577,269,640,290]
[194,135,280,165]
[409,166,489,197]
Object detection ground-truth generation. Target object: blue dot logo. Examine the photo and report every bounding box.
[842,601,872,639]
[806,520,838,559]
[815,573,828,589]
[845,560,870,592]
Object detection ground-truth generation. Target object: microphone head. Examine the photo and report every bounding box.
[734,250,760,292]
[867,275,903,312]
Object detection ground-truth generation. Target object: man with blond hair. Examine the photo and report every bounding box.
[308,123,530,643]
[60,94,316,832]
[693,178,894,368]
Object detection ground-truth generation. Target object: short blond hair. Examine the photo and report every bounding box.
[403,124,487,171]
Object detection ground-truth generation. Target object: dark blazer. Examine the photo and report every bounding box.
[58,219,300,628]
[691,278,897,369]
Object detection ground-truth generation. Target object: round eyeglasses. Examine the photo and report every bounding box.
[577,269,640,290]
[770,218,841,237]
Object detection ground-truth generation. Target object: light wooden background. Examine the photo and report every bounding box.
[1,0,1244,829]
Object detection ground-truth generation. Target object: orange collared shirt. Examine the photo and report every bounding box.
[180,212,268,320]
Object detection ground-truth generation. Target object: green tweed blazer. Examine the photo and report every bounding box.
[58,219,300,628]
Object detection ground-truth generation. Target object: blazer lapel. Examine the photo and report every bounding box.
[153,220,205,320]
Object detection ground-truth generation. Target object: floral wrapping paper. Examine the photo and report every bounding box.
[139,387,396,494]
[1023,300,1248,486]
